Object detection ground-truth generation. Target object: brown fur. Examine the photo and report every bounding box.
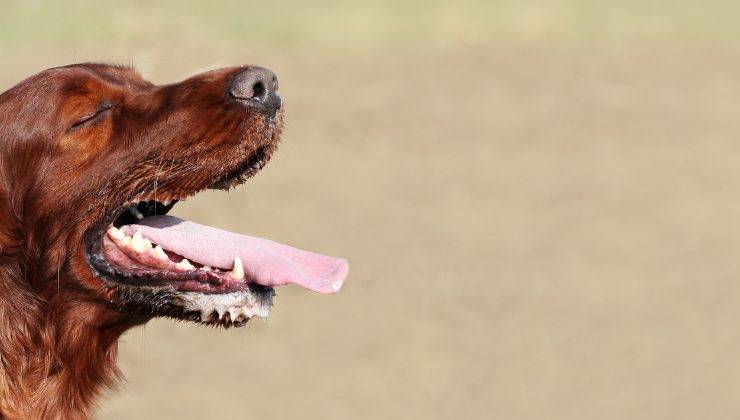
[0,64,283,418]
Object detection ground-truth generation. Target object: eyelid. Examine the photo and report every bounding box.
[70,103,114,129]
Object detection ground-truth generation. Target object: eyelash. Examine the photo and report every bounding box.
[71,104,114,129]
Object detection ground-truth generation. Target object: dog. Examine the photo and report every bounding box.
[0,63,348,419]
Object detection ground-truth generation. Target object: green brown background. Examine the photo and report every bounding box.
[2,1,740,419]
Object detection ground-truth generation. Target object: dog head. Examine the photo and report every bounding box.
[0,63,346,328]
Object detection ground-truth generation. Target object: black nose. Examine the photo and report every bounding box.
[228,67,281,115]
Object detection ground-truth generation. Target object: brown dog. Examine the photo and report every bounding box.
[0,64,348,419]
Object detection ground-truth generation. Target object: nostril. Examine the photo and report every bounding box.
[252,81,266,100]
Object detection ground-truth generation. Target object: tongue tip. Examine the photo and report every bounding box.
[316,258,349,295]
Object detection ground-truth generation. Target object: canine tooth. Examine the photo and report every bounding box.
[200,266,212,271]
[176,258,195,271]
[130,231,147,252]
[107,226,125,241]
[149,245,168,260]
[119,235,131,247]
[229,257,245,280]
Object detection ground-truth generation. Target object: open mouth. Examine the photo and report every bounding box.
[85,148,349,327]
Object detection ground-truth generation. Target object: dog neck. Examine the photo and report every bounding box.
[0,264,137,420]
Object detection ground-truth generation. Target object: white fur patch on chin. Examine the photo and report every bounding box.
[179,290,274,323]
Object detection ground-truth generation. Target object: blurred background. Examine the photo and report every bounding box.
[2,1,740,419]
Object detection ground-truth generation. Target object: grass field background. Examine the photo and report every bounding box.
[2,1,740,419]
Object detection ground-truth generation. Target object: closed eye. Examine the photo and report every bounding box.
[70,104,114,130]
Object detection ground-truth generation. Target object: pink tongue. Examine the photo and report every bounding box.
[120,215,348,294]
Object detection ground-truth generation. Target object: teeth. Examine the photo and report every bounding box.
[119,235,131,247]
[200,266,212,272]
[229,257,245,280]
[130,231,150,253]
[107,226,125,241]
[149,245,168,261]
[175,258,195,271]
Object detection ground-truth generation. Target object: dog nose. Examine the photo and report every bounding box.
[229,67,281,115]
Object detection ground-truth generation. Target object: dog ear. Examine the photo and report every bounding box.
[0,180,15,259]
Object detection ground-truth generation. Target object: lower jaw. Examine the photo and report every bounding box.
[112,281,274,326]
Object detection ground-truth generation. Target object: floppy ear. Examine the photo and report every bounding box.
[0,87,61,287]
[0,129,52,248]
[0,96,19,260]
[0,175,15,258]
[0,104,45,367]
[0,80,41,235]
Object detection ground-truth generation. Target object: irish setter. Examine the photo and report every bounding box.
[0,64,348,418]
